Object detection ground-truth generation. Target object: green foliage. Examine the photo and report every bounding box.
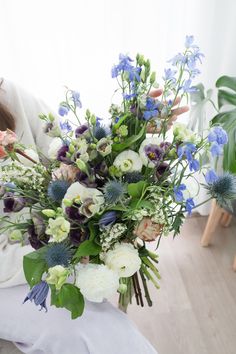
[23,248,47,287]
[75,240,101,259]
[112,124,146,152]
[127,180,147,198]
[51,284,84,319]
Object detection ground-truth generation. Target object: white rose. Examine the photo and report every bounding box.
[76,264,119,302]
[139,137,162,167]
[113,150,143,173]
[17,148,39,167]
[104,243,141,277]
[48,137,64,159]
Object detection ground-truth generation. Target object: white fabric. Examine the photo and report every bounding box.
[0,285,157,354]
[0,80,157,354]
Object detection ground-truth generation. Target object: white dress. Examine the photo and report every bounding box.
[0,80,157,354]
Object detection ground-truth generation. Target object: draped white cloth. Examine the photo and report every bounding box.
[0,80,157,353]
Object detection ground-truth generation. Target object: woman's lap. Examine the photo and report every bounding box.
[0,285,157,354]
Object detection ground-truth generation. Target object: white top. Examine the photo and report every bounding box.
[0,79,53,288]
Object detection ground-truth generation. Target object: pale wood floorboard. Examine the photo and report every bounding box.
[0,216,236,354]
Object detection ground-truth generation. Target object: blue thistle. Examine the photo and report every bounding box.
[93,125,110,140]
[103,180,126,205]
[123,172,143,183]
[44,243,72,268]
[206,173,236,210]
[47,180,70,203]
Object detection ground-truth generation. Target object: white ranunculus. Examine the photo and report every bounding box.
[76,264,119,302]
[62,181,104,217]
[48,137,64,159]
[104,243,141,277]
[139,137,162,167]
[113,150,143,173]
[17,148,39,167]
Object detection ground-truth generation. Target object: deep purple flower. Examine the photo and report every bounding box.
[28,213,49,250]
[174,184,186,202]
[3,192,25,213]
[75,124,89,138]
[58,105,69,117]
[76,171,98,188]
[71,91,82,108]
[69,227,89,246]
[186,198,195,215]
[205,169,218,184]
[23,281,49,312]
[208,126,228,145]
[57,145,70,163]
[99,211,117,229]
[160,142,171,156]
[65,205,86,223]
[144,144,164,163]
[156,162,170,179]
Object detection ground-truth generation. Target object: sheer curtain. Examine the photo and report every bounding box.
[0,0,236,212]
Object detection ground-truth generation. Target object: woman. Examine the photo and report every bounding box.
[0,79,159,354]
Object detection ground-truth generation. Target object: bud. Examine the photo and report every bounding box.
[76,159,88,174]
[150,72,156,84]
[63,198,73,207]
[9,229,23,242]
[42,209,56,218]
[69,144,75,154]
[118,283,127,294]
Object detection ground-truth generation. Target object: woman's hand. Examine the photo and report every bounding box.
[147,89,189,133]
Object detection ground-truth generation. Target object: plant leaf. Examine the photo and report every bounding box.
[112,124,146,152]
[75,240,101,258]
[127,180,147,198]
[23,248,47,287]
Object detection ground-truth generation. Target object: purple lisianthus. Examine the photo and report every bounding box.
[3,192,25,213]
[156,162,170,179]
[23,281,49,312]
[65,205,87,223]
[186,197,195,215]
[174,184,186,202]
[58,105,70,117]
[69,227,89,246]
[75,124,89,138]
[160,142,171,156]
[144,144,164,163]
[57,145,70,163]
[205,169,218,184]
[99,211,117,229]
[28,213,49,250]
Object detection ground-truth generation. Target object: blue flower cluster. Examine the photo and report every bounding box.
[174,184,195,215]
[143,97,160,120]
[208,126,228,157]
[58,90,82,117]
[111,54,141,82]
[177,143,200,172]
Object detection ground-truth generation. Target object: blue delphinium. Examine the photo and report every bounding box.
[71,91,82,108]
[60,120,72,132]
[205,169,218,184]
[186,198,195,215]
[143,97,160,120]
[58,105,70,117]
[23,281,49,312]
[208,126,228,157]
[111,54,141,82]
[99,211,117,229]
[163,68,177,83]
[45,243,72,268]
[177,143,199,172]
[181,79,197,93]
[174,184,186,202]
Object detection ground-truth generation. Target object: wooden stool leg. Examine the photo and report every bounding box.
[201,200,223,247]
[233,255,236,272]
[220,212,233,227]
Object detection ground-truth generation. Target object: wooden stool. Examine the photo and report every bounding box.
[201,199,235,270]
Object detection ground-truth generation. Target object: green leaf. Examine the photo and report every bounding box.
[88,221,96,241]
[217,89,236,109]
[23,248,47,287]
[216,75,236,91]
[112,114,130,131]
[51,284,84,319]
[75,240,101,258]
[112,124,146,152]
[127,181,147,198]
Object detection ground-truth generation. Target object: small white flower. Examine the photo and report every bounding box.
[76,264,119,302]
[96,138,112,157]
[113,150,142,173]
[17,148,39,167]
[76,138,88,155]
[46,216,70,242]
[173,122,197,143]
[48,138,64,159]
[139,137,162,167]
[104,243,141,277]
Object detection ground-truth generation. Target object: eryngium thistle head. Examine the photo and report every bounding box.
[48,180,70,203]
[206,173,236,209]
[93,125,110,140]
[103,180,126,204]
[123,171,143,183]
[44,243,72,268]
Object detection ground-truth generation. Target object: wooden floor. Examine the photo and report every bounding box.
[1,215,236,354]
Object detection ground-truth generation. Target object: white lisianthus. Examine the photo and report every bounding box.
[139,137,162,167]
[48,138,64,159]
[104,243,141,277]
[62,181,104,217]
[96,138,112,157]
[76,138,88,155]
[46,265,70,290]
[113,150,142,173]
[18,148,39,167]
[76,264,119,302]
[173,122,197,143]
[46,216,70,242]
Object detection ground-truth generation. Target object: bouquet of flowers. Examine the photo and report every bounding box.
[1,36,236,319]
